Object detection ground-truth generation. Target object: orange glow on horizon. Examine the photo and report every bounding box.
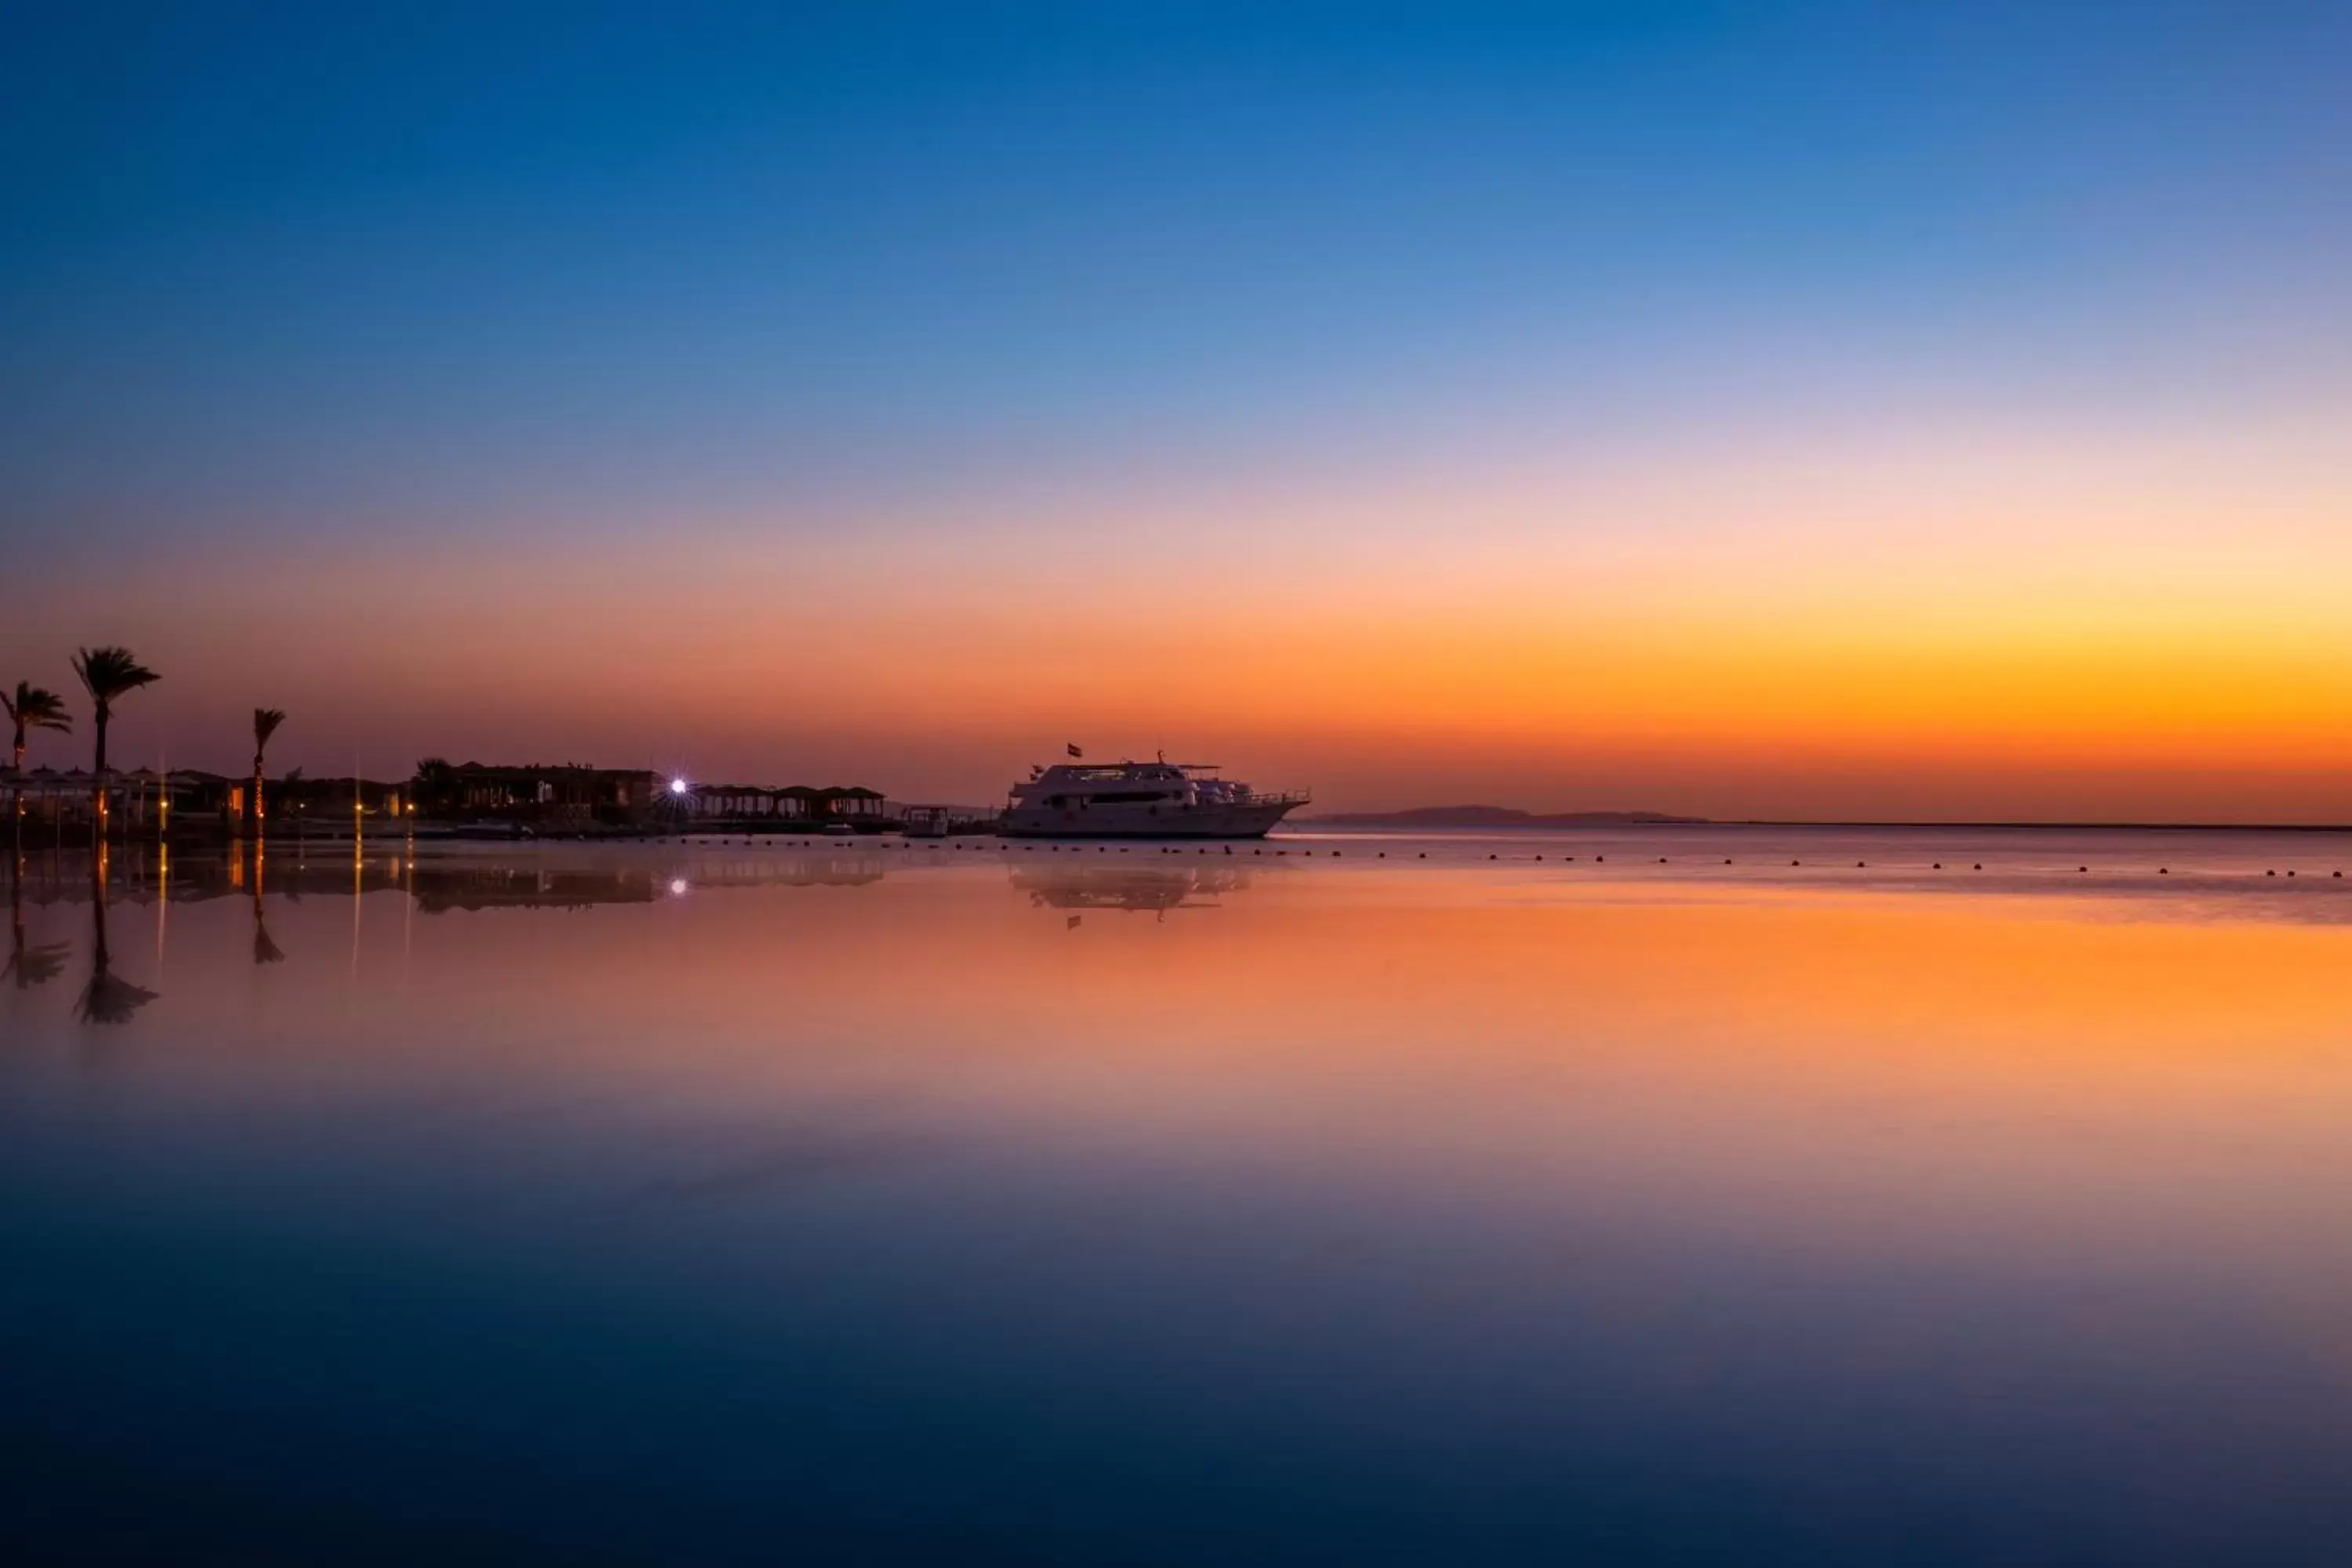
[15,424,2352,822]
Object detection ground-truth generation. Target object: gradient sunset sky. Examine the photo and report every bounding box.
[5,2,2348,818]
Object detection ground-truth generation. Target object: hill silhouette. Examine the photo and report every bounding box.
[1308,805,1708,829]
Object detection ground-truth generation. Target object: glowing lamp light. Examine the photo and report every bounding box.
[670,778,689,796]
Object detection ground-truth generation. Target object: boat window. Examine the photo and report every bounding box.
[1080,790,1168,804]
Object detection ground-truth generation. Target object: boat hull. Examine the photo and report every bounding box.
[1000,799,1300,839]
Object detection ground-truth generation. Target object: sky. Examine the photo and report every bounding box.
[3,1,2348,818]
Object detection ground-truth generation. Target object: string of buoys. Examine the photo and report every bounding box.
[724,840,2347,880]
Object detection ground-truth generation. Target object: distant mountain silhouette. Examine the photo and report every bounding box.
[1308,805,1708,828]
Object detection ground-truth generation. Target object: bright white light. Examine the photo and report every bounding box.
[670,778,688,795]
[670,879,688,896]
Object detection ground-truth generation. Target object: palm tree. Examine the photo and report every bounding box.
[3,681,72,833]
[71,648,160,831]
[251,708,286,835]
[3,681,71,771]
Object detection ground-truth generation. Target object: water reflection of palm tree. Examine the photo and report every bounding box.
[78,851,158,1025]
[71,648,160,832]
[5,859,70,989]
[252,844,284,964]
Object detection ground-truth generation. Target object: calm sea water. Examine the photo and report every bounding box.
[6,827,2352,1564]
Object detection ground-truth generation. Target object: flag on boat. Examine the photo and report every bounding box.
[1066,742,1083,758]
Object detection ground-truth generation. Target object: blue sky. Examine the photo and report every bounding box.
[6,2,2345,551]
[3,3,2349,814]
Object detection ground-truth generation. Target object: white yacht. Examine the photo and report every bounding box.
[1002,758,1308,839]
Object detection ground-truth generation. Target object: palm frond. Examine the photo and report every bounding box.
[73,647,162,707]
[5,682,74,734]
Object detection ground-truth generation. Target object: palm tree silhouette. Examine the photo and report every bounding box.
[3,681,73,836]
[78,852,158,1025]
[3,681,71,771]
[71,648,160,833]
[251,708,286,837]
[5,862,70,990]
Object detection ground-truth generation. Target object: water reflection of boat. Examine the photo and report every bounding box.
[1011,866,1252,913]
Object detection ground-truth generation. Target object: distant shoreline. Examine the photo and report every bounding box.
[1306,809,2352,833]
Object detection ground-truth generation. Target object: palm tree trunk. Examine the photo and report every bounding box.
[93,710,109,839]
[252,752,265,835]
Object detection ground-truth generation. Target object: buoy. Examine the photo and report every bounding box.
[1658,857,1668,863]
[1377,851,1385,858]
[1724,858,1733,865]
[1418,852,1427,858]
[2160,867,2169,874]
[1490,853,1498,860]
[2079,866,2087,873]
[1792,859,1801,866]
[2267,869,2276,877]
[1856,861,1865,868]
[1535,854,1543,861]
